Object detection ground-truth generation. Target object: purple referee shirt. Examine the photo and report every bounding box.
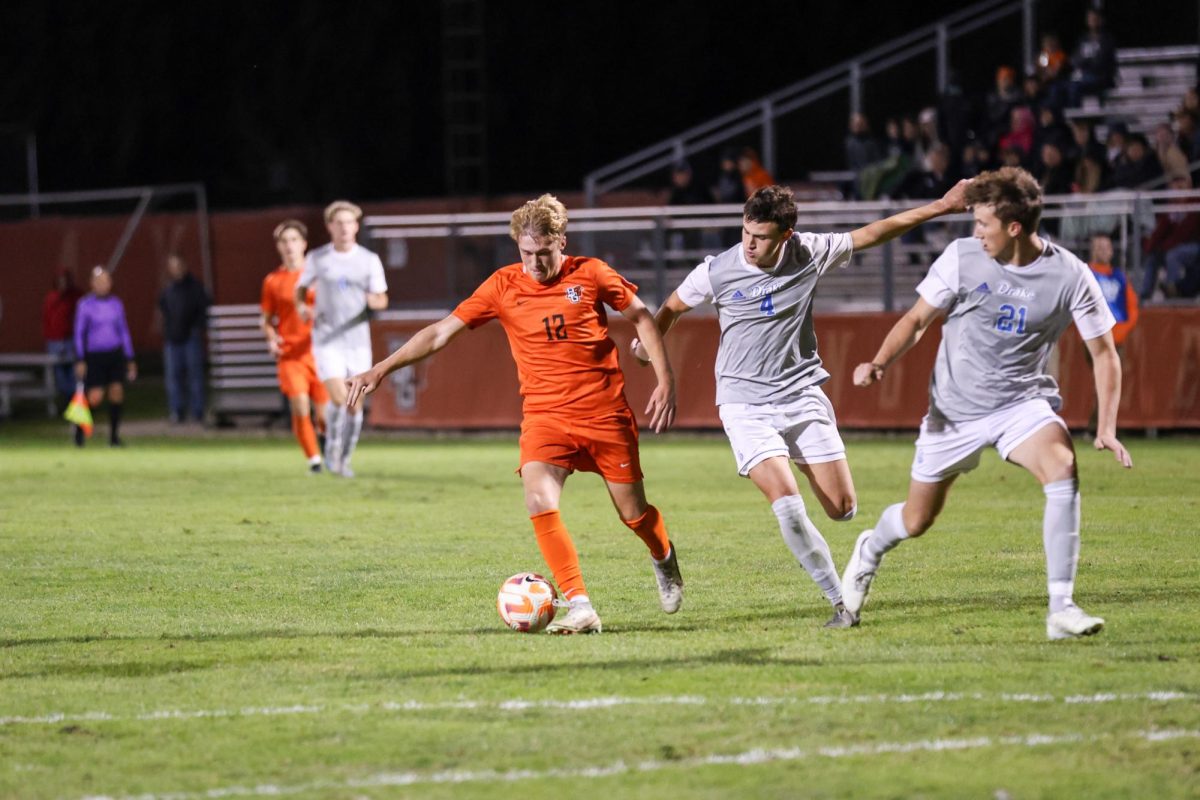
[74,294,135,359]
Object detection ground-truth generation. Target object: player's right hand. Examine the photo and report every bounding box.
[297,303,314,323]
[73,361,86,380]
[345,367,382,412]
[852,362,884,387]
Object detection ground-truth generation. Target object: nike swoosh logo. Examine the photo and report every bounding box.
[620,462,631,468]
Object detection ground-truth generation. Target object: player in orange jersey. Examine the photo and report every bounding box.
[347,194,681,634]
[261,219,329,473]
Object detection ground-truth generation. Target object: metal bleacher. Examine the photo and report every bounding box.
[207,304,285,424]
[1066,45,1199,138]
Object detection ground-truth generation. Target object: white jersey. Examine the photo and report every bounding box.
[916,237,1114,422]
[676,233,854,405]
[299,243,387,353]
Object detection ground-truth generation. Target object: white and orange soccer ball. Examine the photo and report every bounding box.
[497,572,558,632]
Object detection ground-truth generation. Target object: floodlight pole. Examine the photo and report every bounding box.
[26,132,39,219]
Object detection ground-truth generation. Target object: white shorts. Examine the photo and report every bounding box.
[911,398,1067,483]
[718,386,847,477]
[313,344,372,383]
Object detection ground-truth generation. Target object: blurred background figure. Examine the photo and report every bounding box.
[1086,232,1137,433]
[42,267,82,409]
[737,147,774,198]
[73,266,136,447]
[158,254,211,424]
[711,148,743,204]
[1141,172,1200,299]
[1068,8,1117,107]
[844,112,882,189]
[1111,133,1162,189]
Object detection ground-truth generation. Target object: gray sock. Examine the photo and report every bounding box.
[324,402,344,468]
[771,495,842,606]
[1043,479,1081,614]
[341,408,363,465]
[862,503,909,570]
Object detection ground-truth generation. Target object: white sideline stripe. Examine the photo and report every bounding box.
[2,690,1193,727]
[79,729,1200,799]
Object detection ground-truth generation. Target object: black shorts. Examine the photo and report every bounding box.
[84,349,126,389]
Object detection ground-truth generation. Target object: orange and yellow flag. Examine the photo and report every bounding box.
[63,383,93,437]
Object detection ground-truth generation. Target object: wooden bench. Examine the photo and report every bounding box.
[208,305,287,425]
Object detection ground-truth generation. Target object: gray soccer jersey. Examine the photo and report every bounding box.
[676,232,854,405]
[916,237,1115,422]
[299,243,388,353]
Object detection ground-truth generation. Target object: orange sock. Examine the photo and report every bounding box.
[292,413,319,459]
[624,504,670,561]
[530,510,587,601]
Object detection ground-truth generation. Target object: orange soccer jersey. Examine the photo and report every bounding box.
[261,267,316,360]
[452,256,638,418]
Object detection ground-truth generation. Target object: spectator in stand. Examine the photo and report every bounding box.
[1033,106,1072,156]
[984,66,1023,147]
[897,143,958,200]
[1068,9,1117,107]
[960,140,993,178]
[1037,33,1070,109]
[844,112,882,174]
[1021,71,1046,115]
[999,146,1025,169]
[1037,141,1074,197]
[1174,109,1199,162]
[999,106,1035,161]
[158,254,211,423]
[666,160,707,206]
[1074,152,1107,194]
[937,71,973,162]
[917,107,942,155]
[1111,134,1163,189]
[1141,171,1200,299]
[1105,123,1128,171]
[883,117,909,158]
[711,148,744,204]
[1069,119,1107,171]
[42,267,82,408]
[902,115,926,165]
[737,147,774,198]
[73,266,136,447]
[1152,122,1189,180]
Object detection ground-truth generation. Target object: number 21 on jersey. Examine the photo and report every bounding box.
[995,303,1027,333]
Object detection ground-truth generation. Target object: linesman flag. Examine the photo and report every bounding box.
[63,382,93,437]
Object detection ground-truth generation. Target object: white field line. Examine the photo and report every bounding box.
[79,728,1200,800]
[2,690,1193,728]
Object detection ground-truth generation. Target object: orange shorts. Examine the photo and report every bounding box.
[277,356,328,402]
[519,409,642,483]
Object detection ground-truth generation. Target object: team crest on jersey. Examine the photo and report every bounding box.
[564,285,583,303]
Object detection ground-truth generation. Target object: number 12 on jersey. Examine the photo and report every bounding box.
[995,303,1027,333]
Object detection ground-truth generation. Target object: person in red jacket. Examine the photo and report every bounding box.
[1140,172,1200,299]
[42,267,83,407]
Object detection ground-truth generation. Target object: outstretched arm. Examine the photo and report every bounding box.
[1084,331,1133,468]
[345,314,468,411]
[852,297,945,386]
[622,296,676,433]
[849,179,970,252]
[631,291,694,363]
[366,292,389,311]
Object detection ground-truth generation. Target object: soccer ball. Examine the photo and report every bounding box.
[497,572,558,632]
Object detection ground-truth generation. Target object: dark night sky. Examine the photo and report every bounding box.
[0,1,1194,208]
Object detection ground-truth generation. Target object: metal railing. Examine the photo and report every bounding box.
[582,0,1036,205]
[366,188,1200,313]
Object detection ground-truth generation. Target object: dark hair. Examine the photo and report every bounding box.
[964,167,1043,233]
[743,185,796,232]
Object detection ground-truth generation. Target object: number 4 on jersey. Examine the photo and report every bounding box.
[759,293,775,316]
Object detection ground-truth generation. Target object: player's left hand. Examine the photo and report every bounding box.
[645,381,676,433]
[1093,433,1133,468]
[630,337,651,365]
[345,367,383,412]
[938,179,972,214]
[852,362,884,387]
[126,361,138,381]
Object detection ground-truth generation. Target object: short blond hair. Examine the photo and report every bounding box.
[273,219,308,241]
[323,200,363,224]
[509,194,568,241]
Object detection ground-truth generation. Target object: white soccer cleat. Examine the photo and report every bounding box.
[1046,605,1105,641]
[546,600,602,635]
[337,462,356,479]
[841,530,876,616]
[651,543,684,614]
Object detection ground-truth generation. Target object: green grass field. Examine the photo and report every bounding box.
[1,425,1197,799]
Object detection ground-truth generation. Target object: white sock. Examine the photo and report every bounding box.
[1043,478,1081,614]
[862,503,909,570]
[324,402,344,467]
[341,408,363,465]
[771,495,842,606]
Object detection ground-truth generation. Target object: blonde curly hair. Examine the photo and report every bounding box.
[509,194,568,241]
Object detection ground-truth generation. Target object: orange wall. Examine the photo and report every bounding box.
[368,308,1200,430]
